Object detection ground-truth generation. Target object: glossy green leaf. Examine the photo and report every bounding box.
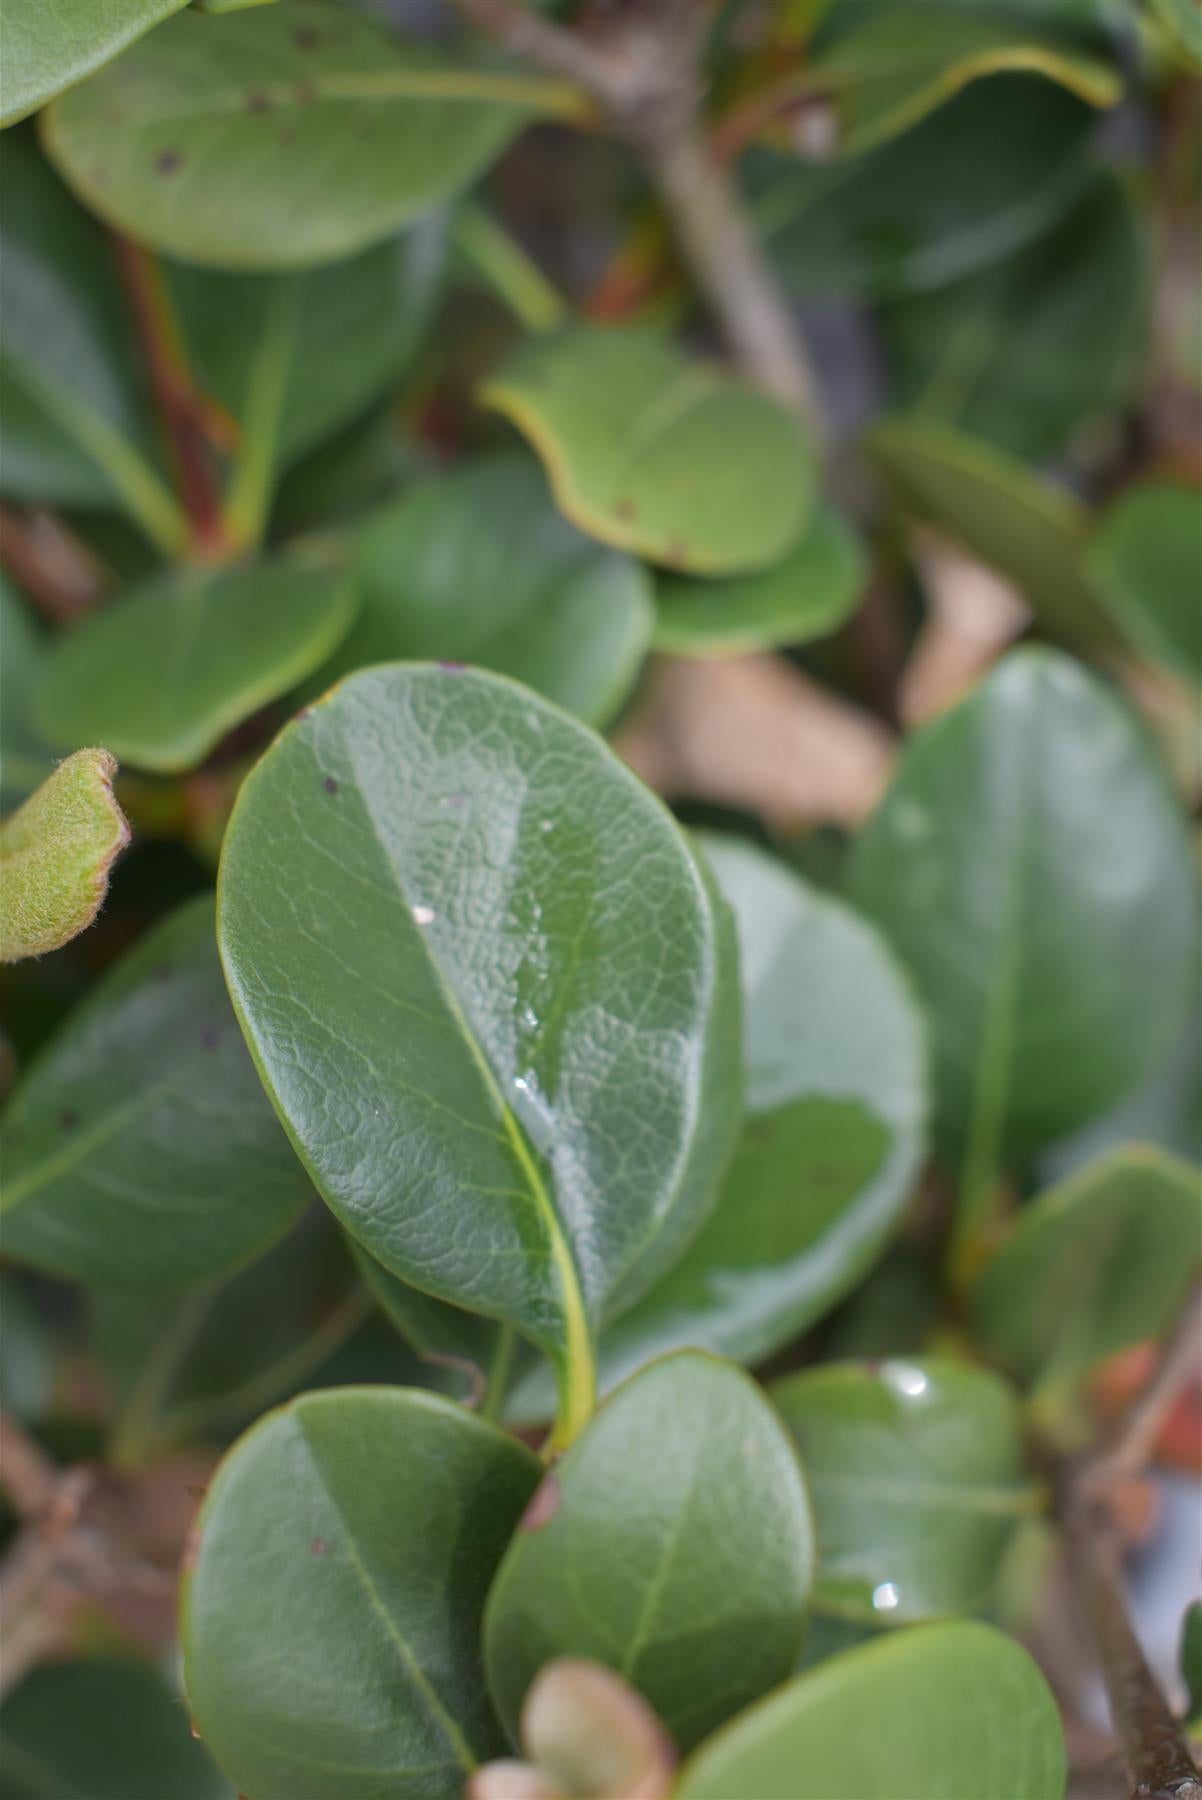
[851,651,1197,1190]
[574,837,928,1393]
[167,217,447,478]
[653,504,865,657]
[43,1,565,270]
[0,578,52,804]
[342,453,654,725]
[804,5,1120,156]
[972,1146,1202,1388]
[1040,1002,1202,1178]
[33,556,356,774]
[880,176,1146,459]
[182,1387,542,1799]
[217,665,741,1444]
[758,77,1098,301]
[771,1358,1035,1624]
[674,1621,1066,1799]
[94,1209,369,1464]
[0,748,129,964]
[0,0,189,129]
[868,419,1112,647]
[1086,483,1202,686]
[0,1658,231,1800]
[482,326,814,575]
[0,894,309,1284]
[484,1352,813,1753]
[0,133,179,543]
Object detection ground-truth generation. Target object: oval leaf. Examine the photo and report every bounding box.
[484,1352,813,1753]
[182,1387,542,1799]
[0,747,129,963]
[571,837,928,1394]
[1086,482,1202,687]
[972,1145,1202,1390]
[217,665,741,1442]
[1,893,310,1284]
[482,326,814,576]
[770,1357,1035,1624]
[33,557,357,774]
[674,1621,1066,1799]
[653,504,865,657]
[344,453,653,725]
[0,0,188,128]
[43,1,561,269]
[850,649,1198,1180]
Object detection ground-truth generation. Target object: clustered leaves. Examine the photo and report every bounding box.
[0,0,1199,1797]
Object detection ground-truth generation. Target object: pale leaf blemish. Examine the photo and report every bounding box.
[519,1476,560,1532]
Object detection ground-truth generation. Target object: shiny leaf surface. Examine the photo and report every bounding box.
[484,1352,813,1753]
[182,1387,542,1798]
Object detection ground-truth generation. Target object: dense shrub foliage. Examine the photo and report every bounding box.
[0,2,1199,1797]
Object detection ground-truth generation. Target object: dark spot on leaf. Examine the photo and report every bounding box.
[199,1026,220,1052]
[310,1537,327,1556]
[615,498,637,521]
[246,90,272,113]
[154,963,173,981]
[294,80,316,104]
[60,1110,80,1131]
[294,706,312,721]
[155,149,183,176]
[293,26,319,49]
[323,776,338,794]
[438,661,466,675]
[666,538,689,566]
[519,1476,560,1532]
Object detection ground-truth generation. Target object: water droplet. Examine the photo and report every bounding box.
[520,1004,540,1033]
[538,819,554,834]
[888,1363,929,1400]
[411,905,435,926]
[511,1070,554,1155]
[872,1582,900,1612]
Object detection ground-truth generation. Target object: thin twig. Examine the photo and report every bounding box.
[1062,1485,1201,1799]
[446,0,824,428]
[1088,1285,1202,1485]
[0,506,106,624]
[110,234,232,560]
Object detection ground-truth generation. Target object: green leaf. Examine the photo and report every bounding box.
[758,77,1099,301]
[348,1235,506,1396]
[652,504,865,657]
[0,1658,231,1800]
[484,1351,813,1753]
[1181,1600,1202,1731]
[573,837,928,1391]
[94,1208,369,1465]
[0,578,52,804]
[674,1620,1066,1799]
[770,1358,1035,1624]
[0,0,190,129]
[1040,1002,1202,1178]
[167,217,447,479]
[1086,483,1202,687]
[33,556,357,774]
[0,748,129,964]
[482,326,814,575]
[0,894,310,1285]
[971,1145,1202,1389]
[868,419,1112,648]
[0,133,182,547]
[879,175,1146,460]
[43,0,570,270]
[804,4,1120,156]
[182,1387,542,1798]
[850,651,1198,1198]
[217,665,741,1446]
[341,453,653,726]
